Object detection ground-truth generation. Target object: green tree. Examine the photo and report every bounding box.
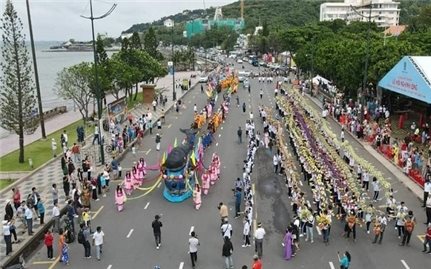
[130,32,142,50]
[0,0,38,163]
[55,62,94,121]
[96,35,112,96]
[144,27,163,60]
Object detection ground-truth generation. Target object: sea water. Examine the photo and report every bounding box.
[0,41,112,137]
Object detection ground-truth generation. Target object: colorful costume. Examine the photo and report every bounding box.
[124,173,133,195]
[115,189,125,212]
[202,172,210,195]
[193,184,202,210]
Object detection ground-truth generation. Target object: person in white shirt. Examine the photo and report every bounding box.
[52,202,61,233]
[372,178,380,202]
[221,220,232,239]
[242,217,251,248]
[188,231,199,268]
[423,179,431,208]
[51,138,57,158]
[273,154,279,173]
[93,226,105,261]
[3,220,12,255]
[254,222,266,258]
[193,104,197,113]
[152,100,157,112]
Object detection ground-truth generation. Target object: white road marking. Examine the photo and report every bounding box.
[107,265,112,269]
[329,262,335,269]
[299,180,303,186]
[179,262,184,269]
[189,226,194,235]
[401,260,410,269]
[221,126,223,130]
[126,229,134,238]
[145,149,152,155]
[157,182,162,188]
[216,142,219,146]
[218,134,221,137]
[144,202,150,209]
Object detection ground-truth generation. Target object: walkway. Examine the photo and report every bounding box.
[0,72,197,157]
[0,72,199,265]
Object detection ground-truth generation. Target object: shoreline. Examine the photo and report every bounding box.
[0,71,196,157]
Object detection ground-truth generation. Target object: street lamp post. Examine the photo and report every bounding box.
[26,0,46,139]
[81,0,116,165]
[350,3,374,122]
[171,24,177,101]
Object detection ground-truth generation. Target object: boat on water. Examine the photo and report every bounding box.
[44,40,120,52]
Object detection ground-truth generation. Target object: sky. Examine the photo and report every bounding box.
[3,0,237,41]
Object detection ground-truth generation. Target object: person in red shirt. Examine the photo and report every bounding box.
[44,229,54,260]
[252,254,262,269]
[423,224,431,254]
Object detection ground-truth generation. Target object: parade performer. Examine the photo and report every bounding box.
[202,171,210,195]
[138,158,147,177]
[123,171,133,195]
[132,166,141,189]
[209,165,217,186]
[212,153,221,179]
[115,185,125,212]
[193,183,202,210]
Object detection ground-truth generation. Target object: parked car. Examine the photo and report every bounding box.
[237,59,243,64]
[199,76,208,83]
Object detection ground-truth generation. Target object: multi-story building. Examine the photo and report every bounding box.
[320,0,400,27]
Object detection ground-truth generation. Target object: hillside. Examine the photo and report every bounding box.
[123,0,330,34]
[123,0,430,35]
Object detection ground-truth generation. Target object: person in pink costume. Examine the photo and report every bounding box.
[201,172,210,195]
[193,183,202,210]
[207,104,212,118]
[115,185,125,212]
[132,166,141,189]
[123,171,134,196]
[135,163,144,185]
[138,158,147,177]
[212,153,221,179]
[209,165,217,185]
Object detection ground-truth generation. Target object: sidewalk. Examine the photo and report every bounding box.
[0,72,197,157]
[0,72,199,265]
[301,90,423,199]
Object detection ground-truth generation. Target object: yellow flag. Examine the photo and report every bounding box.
[161,152,166,165]
[190,150,196,166]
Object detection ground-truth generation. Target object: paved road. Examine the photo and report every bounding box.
[27,60,430,269]
[0,72,197,265]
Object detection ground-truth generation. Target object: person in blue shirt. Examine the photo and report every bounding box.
[338,251,351,269]
[234,189,242,218]
[37,199,46,225]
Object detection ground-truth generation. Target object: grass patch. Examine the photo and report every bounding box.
[0,179,14,190]
[0,119,87,172]
[127,92,144,109]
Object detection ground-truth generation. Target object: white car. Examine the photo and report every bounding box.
[237,59,243,64]
[238,71,251,77]
[238,76,245,82]
[199,76,208,83]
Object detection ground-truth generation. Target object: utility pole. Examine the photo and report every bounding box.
[26,0,46,139]
[81,0,117,165]
[350,3,374,122]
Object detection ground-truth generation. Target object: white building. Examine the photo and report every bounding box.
[163,19,174,28]
[320,0,400,27]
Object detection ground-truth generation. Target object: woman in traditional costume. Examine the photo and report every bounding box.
[138,158,147,179]
[193,183,202,210]
[283,228,293,260]
[124,171,134,196]
[201,172,210,195]
[132,166,140,189]
[115,185,125,212]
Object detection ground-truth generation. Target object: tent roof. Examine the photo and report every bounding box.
[378,56,431,104]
